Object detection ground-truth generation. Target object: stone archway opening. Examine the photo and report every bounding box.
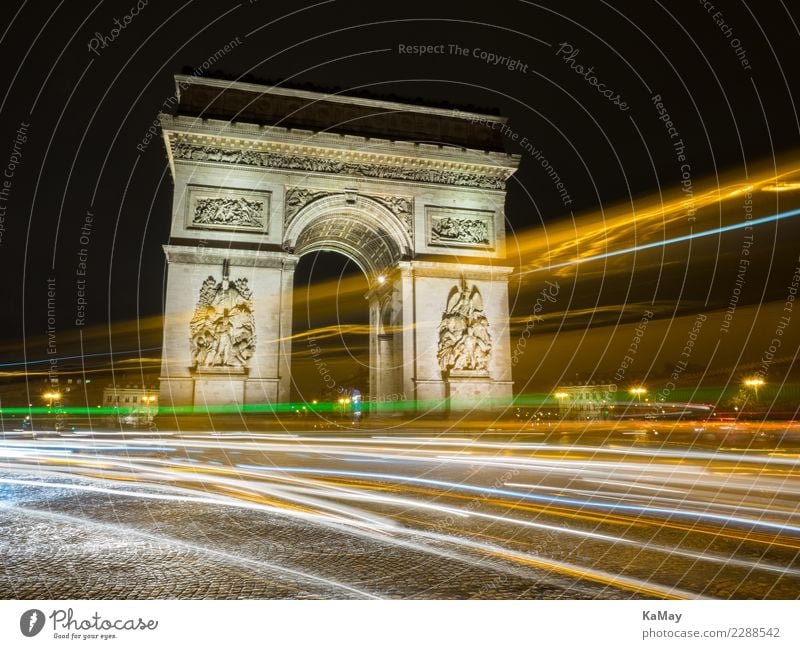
[290,250,370,404]
[283,193,412,283]
[286,200,408,408]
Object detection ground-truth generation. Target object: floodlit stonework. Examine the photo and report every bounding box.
[159,76,519,411]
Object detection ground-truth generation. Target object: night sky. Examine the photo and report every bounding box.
[0,1,798,400]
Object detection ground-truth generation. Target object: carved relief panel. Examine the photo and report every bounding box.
[185,185,270,233]
[425,206,495,251]
[437,279,492,375]
[190,262,256,371]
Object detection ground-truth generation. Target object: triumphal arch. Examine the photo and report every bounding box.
[158,76,519,411]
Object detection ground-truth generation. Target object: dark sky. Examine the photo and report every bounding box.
[0,0,798,397]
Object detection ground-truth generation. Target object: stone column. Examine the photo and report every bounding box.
[398,263,418,407]
[274,256,297,404]
[377,334,395,400]
[368,296,380,407]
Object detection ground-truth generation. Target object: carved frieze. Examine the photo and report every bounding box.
[372,195,414,238]
[186,186,270,233]
[283,188,333,226]
[437,279,492,374]
[431,217,489,245]
[193,197,264,228]
[172,139,507,190]
[426,206,495,250]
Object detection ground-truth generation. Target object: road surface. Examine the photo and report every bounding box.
[1,420,798,599]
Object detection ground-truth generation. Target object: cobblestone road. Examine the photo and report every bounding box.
[0,473,613,599]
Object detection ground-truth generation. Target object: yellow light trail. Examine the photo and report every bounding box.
[507,159,800,271]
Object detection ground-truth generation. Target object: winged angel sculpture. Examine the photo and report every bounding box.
[437,279,492,373]
[190,273,256,369]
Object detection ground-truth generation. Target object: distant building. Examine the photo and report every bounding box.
[555,384,617,419]
[102,383,159,421]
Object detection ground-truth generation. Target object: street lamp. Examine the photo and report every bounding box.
[553,391,569,419]
[743,377,765,401]
[43,391,61,409]
[142,395,157,422]
[629,387,647,402]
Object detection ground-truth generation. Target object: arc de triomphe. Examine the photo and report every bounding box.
[158,76,519,411]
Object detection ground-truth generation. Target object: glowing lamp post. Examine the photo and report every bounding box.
[743,377,765,401]
[554,391,569,417]
[143,395,157,422]
[629,386,647,402]
[43,391,61,409]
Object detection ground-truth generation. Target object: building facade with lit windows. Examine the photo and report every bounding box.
[555,383,617,419]
[102,383,159,421]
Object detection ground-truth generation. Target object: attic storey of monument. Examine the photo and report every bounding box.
[158,75,519,411]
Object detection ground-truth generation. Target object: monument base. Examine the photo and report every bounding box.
[446,370,512,411]
[413,374,512,413]
[192,367,246,407]
[160,374,282,409]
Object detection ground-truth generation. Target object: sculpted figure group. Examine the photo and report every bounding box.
[437,280,492,373]
[190,273,256,369]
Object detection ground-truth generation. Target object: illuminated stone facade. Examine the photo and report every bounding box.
[159,76,519,410]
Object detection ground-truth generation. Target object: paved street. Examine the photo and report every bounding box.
[1,420,799,599]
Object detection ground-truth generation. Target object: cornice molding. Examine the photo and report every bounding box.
[166,130,515,190]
